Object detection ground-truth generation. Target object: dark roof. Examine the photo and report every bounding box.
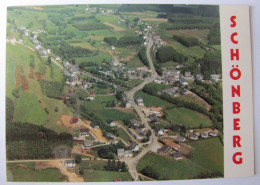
[171,152,183,159]
[90,122,99,128]
[70,117,79,124]
[149,113,159,122]
[79,128,89,133]
[129,142,137,149]
[106,119,113,124]
[158,145,171,154]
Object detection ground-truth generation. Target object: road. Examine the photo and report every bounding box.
[124,37,159,181]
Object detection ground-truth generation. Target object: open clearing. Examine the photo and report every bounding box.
[7,162,68,182]
[137,152,209,180]
[83,169,132,182]
[168,29,210,44]
[14,92,48,125]
[104,22,125,31]
[165,107,212,128]
[188,137,224,174]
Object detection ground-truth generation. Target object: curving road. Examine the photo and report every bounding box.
[124,37,159,181]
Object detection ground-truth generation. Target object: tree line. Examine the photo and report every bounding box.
[138,46,150,67]
[156,46,187,63]
[6,121,73,160]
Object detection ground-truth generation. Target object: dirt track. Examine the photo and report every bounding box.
[35,160,84,182]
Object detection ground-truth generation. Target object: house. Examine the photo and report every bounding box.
[161,138,181,151]
[110,58,122,67]
[117,149,125,157]
[209,131,218,137]
[70,117,79,124]
[200,132,208,138]
[64,160,76,167]
[129,142,140,152]
[175,136,186,143]
[124,150,133,157]
[106,133,115,140]
[78,129,90,136]
[111,46,115,50]
[180,88,188,95]
[83,140,94,147]
[17,39,23,44]
[158,145,172,156]
[210,74,221,83]
[154,126,164,136]
[106,119,117,127]
[149,113,160,123]
[135,96,144,106]
[161,87,179,97]
[154,77,162,84]
[189,134,199,140]
[55,56,61,61]
[87,93,95,101]
[127,128,144,141]
[129,119,140,127]
[90,122,99,129]
[171,152,184,160]
[196,74,204,81]
[35,44,41,50]
[180,77,188,86]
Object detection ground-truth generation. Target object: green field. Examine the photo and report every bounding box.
[14,92,48,125]
[115,127,132,144]
[137,152,209,180]
[135,91,173,107]
[83,169,132,182]
[127,79,143,88]
[7,162,67,182]
[85,95,138,122]
[165,107,212,128]
[188,137,224,174]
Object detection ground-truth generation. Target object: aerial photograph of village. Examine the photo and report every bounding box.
[5,4,223,182]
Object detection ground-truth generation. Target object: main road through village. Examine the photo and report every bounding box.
[124,38,159,181]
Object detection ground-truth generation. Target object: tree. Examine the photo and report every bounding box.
[75,155,82,164]
[141,166,159,180]
[121,162,127,172]
[47,56,51,65]
[55,107,59,112]
[30,55,35,68]
[79,167,84,175]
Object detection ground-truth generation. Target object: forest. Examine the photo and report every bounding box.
[6,121,73,160]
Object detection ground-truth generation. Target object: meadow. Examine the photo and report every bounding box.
[7,162,67,182]
[137,152,209,180]
[165,107,212,128]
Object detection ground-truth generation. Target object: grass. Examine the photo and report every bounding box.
[188,137,224,174]
[137,152,209,180]
[127,79,143,88]
[168,29,210,44]
[85,95,138,122]
[115,127,131,144]
[83,169,132,182]
[165,107,212,128]
[14,92,48,125]
[6,162,67,182]
[76,52,112,65]
[176,94,210,110]
[135,91,173,107]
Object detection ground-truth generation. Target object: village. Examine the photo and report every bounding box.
[6,4,223,182]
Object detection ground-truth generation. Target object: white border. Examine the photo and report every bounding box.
[1,0,260,185]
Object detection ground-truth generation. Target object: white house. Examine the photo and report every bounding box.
[64,160,76,167]
[106,119,117,127]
